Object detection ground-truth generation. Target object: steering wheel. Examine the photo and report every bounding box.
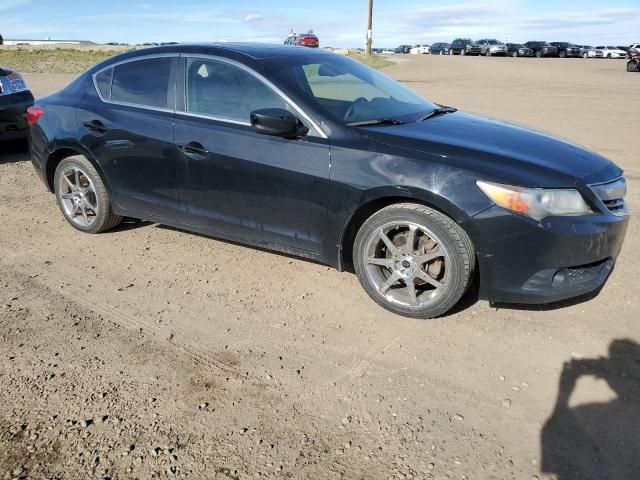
[344,97,369,121]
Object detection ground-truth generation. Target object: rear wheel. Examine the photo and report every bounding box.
[536,51,543,58]
[628,60,639,72]
[559,51,566,58]
[54,155,122,234]
[583,53,588,59]
[353,204,475,319]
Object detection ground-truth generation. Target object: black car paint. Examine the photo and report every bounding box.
[0,67,34,141]
[450,39,482,56]
[429,43,451,55]
[524,42,559,57]
[550,42,582,58]
[29,44,628,305]
[506,44,534,57]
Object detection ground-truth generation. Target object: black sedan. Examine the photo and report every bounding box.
[524,41,559,57]
[0,66,34,141]
[429,42,451,55]
[28,44,628,318]
[506,43,534,57]
[549,42,582,58]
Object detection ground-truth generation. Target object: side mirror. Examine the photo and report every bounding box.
[250,108,308,138]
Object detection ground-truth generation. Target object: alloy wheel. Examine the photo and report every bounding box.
[57,166,99,228]
[362,221,449,308]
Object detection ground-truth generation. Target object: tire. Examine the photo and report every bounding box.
[460,49,466,56]
[485,49,491,57]
[583,53,588,59]
[449,49,453,55]
[512,51,518,58]
[54,155,122,234]
[559,51,566,58]
[628,60,639,72]
[353,203,475,319]
[536,51,543,58]
[607,53,612,59]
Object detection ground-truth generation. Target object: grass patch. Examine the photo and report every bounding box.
[346,52,395,70]
[0,47,395,75]
[0,49,124,74]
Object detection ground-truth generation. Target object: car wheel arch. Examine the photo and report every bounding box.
[45,144,108,193]
[337,191,470,271]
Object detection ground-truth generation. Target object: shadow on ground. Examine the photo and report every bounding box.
[0,139,30,165]
[541,339,640,479]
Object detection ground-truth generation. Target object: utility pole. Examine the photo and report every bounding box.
[366,0,373,56]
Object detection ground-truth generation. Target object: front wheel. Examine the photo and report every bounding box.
[536,51,543,58]
[54,155,122,234]
[353,204,475,319]
[485,49,491,57]
[512,51,518,58]
[460,49,466,56]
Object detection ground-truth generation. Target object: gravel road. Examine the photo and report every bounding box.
[1,55,638,479]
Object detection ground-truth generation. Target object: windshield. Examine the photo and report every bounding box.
[488,40,499,45]
[268,53,436,125]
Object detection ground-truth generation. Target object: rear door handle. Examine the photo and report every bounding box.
[83,120,107,134]
[178,142,209,158]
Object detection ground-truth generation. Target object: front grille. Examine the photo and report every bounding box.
[590,178,627,216]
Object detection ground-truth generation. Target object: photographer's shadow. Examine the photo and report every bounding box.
[541,339,640,480]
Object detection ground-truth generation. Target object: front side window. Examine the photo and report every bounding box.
[185,58,286,122]
[110,57,172,109]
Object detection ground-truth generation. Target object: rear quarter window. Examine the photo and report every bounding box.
[94,67,113,100]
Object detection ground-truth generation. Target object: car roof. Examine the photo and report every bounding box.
[121,43,331,61]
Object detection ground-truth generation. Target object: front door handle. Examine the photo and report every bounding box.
[178,142,209,158]
[83,120,107,134]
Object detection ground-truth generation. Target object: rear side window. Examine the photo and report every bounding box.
[109,57,172,109]
[185,58,286,122]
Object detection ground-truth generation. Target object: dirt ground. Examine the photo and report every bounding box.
[1,56,638,480]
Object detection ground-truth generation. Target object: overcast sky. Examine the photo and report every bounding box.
[1,0,638,46]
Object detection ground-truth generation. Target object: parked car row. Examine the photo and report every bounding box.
[396,40,637,59]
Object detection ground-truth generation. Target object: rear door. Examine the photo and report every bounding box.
[77,55,181,220]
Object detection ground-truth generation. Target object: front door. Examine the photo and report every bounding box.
[173,56,331,256]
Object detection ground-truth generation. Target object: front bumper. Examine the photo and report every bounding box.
[463,206,629,304]
[0,90,34,140]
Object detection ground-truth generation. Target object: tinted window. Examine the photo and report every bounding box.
[269,53,435,124]
[95,67,113,100]
[111,57,172,109]
[185,58,286,122]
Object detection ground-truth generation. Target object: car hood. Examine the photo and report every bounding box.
[361,111,613,186]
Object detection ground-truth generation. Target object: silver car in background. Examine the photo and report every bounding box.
[476,39,508,56]
[580,46,597,58]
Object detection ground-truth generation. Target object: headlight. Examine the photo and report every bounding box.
[476,181,592,221]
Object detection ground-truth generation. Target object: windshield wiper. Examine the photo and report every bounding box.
[348,118,405,127]
[419,106,458,122]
